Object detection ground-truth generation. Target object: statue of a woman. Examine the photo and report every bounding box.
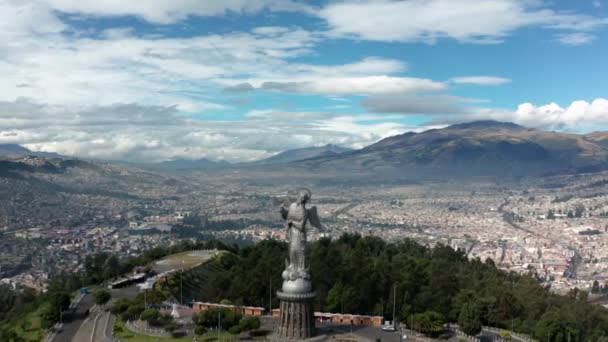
[280,188,323,281]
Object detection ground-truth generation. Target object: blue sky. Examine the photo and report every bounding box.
[0,0,607,162]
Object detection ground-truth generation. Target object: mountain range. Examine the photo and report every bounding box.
[287,121,608,178]
[137,144,353,170]
[0,144,63,158]
[250,144,352,165]
[3,121,608,179]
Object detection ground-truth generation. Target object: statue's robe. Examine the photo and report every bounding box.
[281,200,322,279]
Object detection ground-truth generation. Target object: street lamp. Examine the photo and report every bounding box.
[393,283,397,330]
[218,311,221,341]
[180,259,184,305]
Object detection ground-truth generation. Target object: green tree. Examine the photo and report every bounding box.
[194,325,207,335]
[574,205,585,218]
[103,255,120,280]
[458,302,482,336]
[49,291,71,312]
[325,283,356,313]
[93,289,111,308]
[140,309,160,326]
[238,316,261,331]
[110,298,131,315]
[163,321,179,334]
[534,311,580,342]
[120,303,144,321]
[411,311,445,337]
[194,308,242,330]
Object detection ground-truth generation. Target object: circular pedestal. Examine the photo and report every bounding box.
[276,290,316,340]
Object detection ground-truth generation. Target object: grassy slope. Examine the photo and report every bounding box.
[4,301,50,342]
[155,253,229,305]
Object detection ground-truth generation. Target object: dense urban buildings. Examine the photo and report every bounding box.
[2,160,608,299]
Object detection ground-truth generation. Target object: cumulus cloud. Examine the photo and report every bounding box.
[259,76,445,95]
[224,83,256,93]
[422,99,608,132]
[1,0,604,163]
[556,32,595,46]
[42,0,315,24]
[0,99,414,162]
[0,2,426,107]
[319,0,608,44]
[362,94,484,114]
[218,57,432,95]
[245,110,335,121]
[0,1,66,36]
[499,99,608,130]
[449,76,511,85]
[0,1,441,161]
[0,20,322,107]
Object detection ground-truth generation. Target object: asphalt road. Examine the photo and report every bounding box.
[71,286,131,342]
[51,294,94,342]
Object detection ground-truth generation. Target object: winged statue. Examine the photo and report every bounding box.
[280,188,324,281]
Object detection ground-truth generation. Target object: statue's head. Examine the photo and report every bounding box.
[297,188,311,204]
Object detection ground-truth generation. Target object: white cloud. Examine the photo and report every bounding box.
[426,98,608,132]
[218,57,433,95]
[449,76,511,85]
[363,94,480,114]
[43,0,315,24]
[245,110,334,120]
[312,115,413,149]
[0,99,414,162]
[319,0,608,43]
[260,76,445,95]
[509,99,608,130]
[557,32,595,46]
[0,1,442,161]
[0,1,427,107]
[0,9,319,107]
[0,1,66,36]
[2,0,604,163]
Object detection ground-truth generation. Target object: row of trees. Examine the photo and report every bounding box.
[192,307,260,335]
[546,205,586,219]
[169,234,608,340]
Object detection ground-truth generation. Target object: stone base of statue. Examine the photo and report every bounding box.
[276,278,316,340]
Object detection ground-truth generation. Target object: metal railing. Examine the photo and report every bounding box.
[125,320,173,337]
[482,326,537,342]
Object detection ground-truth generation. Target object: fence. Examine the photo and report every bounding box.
[125,320,173,337]
[454,329,481,342]
[483,326,537,342]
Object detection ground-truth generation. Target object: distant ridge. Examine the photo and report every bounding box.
[0,144,64,159]
[154,158,231,171]
[0,144,31,155]
[447,120,526,131]
[252,144,352,165]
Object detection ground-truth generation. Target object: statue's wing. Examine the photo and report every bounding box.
[308,206,324,230]
[280,205,289,220]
